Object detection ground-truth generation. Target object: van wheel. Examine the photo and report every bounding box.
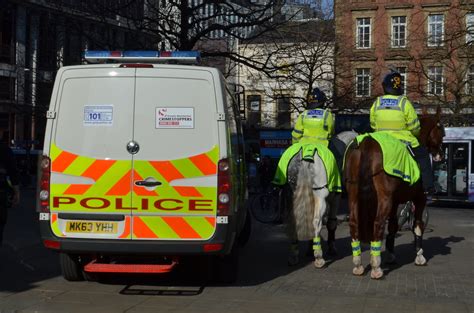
[213,244,239,284]
[238,211,251,246]
[60,253,85,281]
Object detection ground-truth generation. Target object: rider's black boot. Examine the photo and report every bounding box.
[412,146,435,194]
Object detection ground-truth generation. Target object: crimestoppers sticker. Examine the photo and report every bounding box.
[155,107,194,129]
[84,105,113,126]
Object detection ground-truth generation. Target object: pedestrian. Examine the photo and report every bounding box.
[370,71,435,195]
[0,128,20,246]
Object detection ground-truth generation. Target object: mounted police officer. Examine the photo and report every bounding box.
[290,87,339,255]
[370,72,435,195]
[291,88,334,147]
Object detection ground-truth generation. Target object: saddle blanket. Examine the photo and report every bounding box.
[355,132,420,185]
[272,142,341,193]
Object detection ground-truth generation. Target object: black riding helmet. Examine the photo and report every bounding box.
[382,72,403,96]
[307,88,327,109]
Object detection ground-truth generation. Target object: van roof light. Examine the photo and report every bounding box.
[83,50,201,64]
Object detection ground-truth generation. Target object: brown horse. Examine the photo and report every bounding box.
[344,106,445,279]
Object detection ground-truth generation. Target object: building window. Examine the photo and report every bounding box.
[356,18,371,49]
[276,95,291,128]
[391,16,407,48]
[356,68,371,97]
[0,6,15,64]
[0,76,15,101]
[396,67,407,95]
[428,66,443,95]
[467,13,474,44]
[467,64,474,95]
[38,15,57,70]
[428,14,444,47]
[246,94,261,127]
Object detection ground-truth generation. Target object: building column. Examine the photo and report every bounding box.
[29,13,39,144]
[56,17,65,68]
[14,5,26,142]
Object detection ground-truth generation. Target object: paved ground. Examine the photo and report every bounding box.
[0,188,473,312]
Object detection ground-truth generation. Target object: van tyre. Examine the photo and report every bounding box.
[213,244,239,284]
[60,253,85,281]
[238,211,251,246]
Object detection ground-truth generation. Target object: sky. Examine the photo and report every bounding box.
[293,0,334,17]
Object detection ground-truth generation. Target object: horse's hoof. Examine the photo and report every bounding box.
[288,255,299,266]
[370,268,384,279]
[314,258,325,268]
[415,254,427,266]
[384,253,396,265]
[352,265,364,276]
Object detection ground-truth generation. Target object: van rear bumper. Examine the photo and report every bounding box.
[39,217,236,256]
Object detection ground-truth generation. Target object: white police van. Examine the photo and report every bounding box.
[38,51,249,282]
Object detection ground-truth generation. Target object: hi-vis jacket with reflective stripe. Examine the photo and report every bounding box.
[370,95,420,148]
[291,108,334,147]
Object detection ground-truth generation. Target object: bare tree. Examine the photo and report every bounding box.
[408,3,474,126]
[238,19,337,128]
[48,0,288,70]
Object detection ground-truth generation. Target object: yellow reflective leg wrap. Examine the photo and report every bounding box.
[351,240,361,257]
[313,237,322,251]
[370,241,382,257]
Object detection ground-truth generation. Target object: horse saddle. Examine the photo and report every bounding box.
[272,142,341,193]
[354,133,420,185]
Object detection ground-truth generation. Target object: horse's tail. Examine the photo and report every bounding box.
[293,160,317,241]
[357,138,378,242]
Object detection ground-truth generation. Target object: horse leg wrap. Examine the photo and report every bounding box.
[312,237,325,268]
[386,234,395,253]
[351,240,361,257]
[313,236,322,253]
[351,239,364,275]
[370,241,382,257]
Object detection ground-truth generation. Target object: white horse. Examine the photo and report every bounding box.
[284,131,357,268]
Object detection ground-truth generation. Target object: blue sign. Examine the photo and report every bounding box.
[260,130,292,159]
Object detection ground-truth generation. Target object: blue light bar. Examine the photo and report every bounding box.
[167,51,201,59]
[123,50,159,58]
[83,50,200,64]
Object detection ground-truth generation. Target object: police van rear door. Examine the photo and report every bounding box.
[49,67,135,240]
[130,66,219,241]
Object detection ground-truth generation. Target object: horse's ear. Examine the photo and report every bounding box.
[421,105,428,115]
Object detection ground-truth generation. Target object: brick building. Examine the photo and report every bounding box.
[334,0,474,125]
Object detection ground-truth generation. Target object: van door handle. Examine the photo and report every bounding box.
[134,180,162,187]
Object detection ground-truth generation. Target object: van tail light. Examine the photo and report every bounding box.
[39,156,51,213]
[217,158,231,215]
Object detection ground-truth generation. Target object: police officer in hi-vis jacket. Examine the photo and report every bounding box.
[370,72,435,194]
[291,88,335,147]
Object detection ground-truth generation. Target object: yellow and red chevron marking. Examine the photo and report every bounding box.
[49,143,219,239]
[50,143,218,199]
[132,216,216,240]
